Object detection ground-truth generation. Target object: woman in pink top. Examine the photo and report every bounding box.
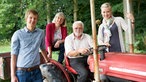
[45,12,67,64]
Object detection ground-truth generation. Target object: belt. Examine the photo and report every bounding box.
[17,65,39,72]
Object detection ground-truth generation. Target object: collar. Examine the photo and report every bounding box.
[24,27,37,33]
[103,16,115,26]
[73,33,84,40]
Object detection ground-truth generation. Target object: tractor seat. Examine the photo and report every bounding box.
[64,54,94,82]
[64,55,78,74]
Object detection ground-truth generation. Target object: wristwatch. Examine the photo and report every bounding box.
[77,53,82,56]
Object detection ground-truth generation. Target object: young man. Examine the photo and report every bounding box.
[11,9,49,82]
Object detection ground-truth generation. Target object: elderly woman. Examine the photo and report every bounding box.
[98,2,134,52]
[45,12,67,64]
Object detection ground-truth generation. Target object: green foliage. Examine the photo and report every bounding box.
[134,31,146,53]
[78,0,92,34]
[132,1,146,53]
[0,0,27,40]
[0,3,18,39]
[112,3,123,16]
[0,0,145,53]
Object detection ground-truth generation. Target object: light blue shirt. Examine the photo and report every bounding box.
[11,27,45,68]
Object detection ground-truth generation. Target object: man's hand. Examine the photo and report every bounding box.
[11,75,18,82]
[78,48,90,55]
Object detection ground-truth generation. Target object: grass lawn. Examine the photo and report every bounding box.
[0,44,58,60]
[0,45,11,53]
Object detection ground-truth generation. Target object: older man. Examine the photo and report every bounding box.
[65,21,93,82]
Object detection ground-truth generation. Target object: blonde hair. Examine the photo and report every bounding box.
[100,2,112,10]
[72,21,84,29]
[25,9,38,19]
[52,12,66,26]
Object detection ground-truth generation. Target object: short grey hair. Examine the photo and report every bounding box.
[72,21,84,29]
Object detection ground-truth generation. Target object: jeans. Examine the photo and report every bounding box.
[52,43,65,64]
[16,69,43,82]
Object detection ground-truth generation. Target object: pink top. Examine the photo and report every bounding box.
[45,23,67,51]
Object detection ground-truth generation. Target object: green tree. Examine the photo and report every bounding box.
[0,0,145,53]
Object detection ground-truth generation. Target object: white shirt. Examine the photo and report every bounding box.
[65,33,93,58]
[53,28,62,42]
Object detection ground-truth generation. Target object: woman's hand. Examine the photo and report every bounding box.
[105,42,111,47]
[54,40,61,48]
[126,13,134,22]
[47,53,52,58]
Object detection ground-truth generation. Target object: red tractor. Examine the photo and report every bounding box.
[39,45,146,82]
[99,52,146,82]
[0,46,145,82]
